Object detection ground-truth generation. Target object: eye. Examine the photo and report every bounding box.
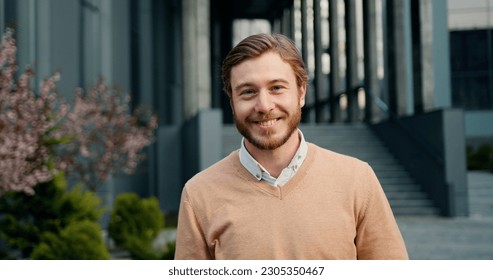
[241,89,255,95]
[271,85,284,92]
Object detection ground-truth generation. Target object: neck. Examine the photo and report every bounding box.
[245,129,300,178]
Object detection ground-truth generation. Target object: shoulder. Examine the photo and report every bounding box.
[183,151,241,194]
[307,143,379,192]
[307,143,385,215]
[180,151,246,216]
[308,142,370,172]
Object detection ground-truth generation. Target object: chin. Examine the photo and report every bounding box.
[247,129,295,150]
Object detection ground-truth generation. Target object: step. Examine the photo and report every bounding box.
[385,192,428,200]
[374,170,410,178]
[390,199,435,207]
[382,184,423,192]
[379,177,415,185]
[391,207,441,216]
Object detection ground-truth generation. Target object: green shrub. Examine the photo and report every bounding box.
[31,220,109,260]
[467,145,478,170]
[467,144,493,172]
[0,172,106,259]
[162,241,176,260]
[109,193,166,259]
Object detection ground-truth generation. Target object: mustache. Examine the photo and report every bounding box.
[247,112,285,122]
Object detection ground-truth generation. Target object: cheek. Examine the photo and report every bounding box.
[231,100,248,117]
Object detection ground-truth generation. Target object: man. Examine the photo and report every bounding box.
[175,33,408,260]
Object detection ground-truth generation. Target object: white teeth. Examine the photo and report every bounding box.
[258,119,277,126]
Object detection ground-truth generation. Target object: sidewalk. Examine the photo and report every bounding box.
[396,171,493,259]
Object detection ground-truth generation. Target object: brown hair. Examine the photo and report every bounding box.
[221,33,308,97]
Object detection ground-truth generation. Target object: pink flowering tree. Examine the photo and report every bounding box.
[0,29,157,194]
[58,82,158,191]
[0,29,69,194]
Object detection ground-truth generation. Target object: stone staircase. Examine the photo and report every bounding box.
[394,171,493,259]
[222,123,440,216]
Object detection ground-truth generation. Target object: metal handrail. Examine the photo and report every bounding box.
[370,94,445,166]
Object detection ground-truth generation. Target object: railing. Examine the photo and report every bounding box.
[302,82,468,216]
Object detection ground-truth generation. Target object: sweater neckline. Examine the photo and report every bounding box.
[230,143,318,199]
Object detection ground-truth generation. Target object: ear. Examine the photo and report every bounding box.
[299,82,307,108]
[229,97,235,115]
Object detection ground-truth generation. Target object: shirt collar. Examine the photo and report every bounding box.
[239,129,308,187]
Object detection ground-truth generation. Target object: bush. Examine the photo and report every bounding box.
[162,241,176,260]
[467,144,493,172]
[109,193,168,259]
[0,172,106,259]
[31,220,109,260]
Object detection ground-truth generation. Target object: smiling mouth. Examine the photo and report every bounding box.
[255,118,280,127]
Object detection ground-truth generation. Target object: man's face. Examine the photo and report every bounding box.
[230,51,306,150]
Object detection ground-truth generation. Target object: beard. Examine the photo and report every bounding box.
[234,104,302,150]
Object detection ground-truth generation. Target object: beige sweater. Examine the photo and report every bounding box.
[175,143,408,260]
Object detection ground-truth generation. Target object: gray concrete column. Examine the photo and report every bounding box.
[16,0,81,97]
[313,0,323,122]
[16,0,51,88]
[272,18,281,33]
[281,8,292,37]
[182,0,211,120]
[0,0,4,33]
[345,0,359,122]
[136,0,154,107]
[413,0,452,112]
[386,0,410,116]
[99,0,131,93]
[363,0,380,122]
[100,0,132,215]
[420,0,434,112]
[211,18,222,109]
[81,0,102,88]
[329,0,341,122]
[412,0,442,112]
[301,0,309,64]
[290,4,295,39]
[412,0,448,113]
[431,0,451,109]
[51,0,80,97]
[443,109,468,217]
[300,0,312,123]
[136,0,157,197]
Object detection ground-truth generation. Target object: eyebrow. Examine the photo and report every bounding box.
[268,79,290,85]
[233,79,290,92]
[233,82,255,92]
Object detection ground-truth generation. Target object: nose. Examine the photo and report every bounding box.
[255,91,275,113]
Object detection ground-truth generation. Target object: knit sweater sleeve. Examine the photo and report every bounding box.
[355,164,409,260]
[174,187,213,260]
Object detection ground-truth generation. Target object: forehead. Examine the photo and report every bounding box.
[230,52,296,87]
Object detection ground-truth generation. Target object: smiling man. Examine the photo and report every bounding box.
[174,33,408,260]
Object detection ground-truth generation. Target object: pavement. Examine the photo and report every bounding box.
[396,171,493,260]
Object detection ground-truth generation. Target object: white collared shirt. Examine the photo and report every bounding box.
[239,129,308,187]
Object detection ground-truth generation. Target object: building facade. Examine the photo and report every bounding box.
[448,0,493,147]
[1,0,470,217]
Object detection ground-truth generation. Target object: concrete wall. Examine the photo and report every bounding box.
[464,111,493,147]
[11,0,130,98]
[372,109,469,217]
[158,109,223,213]
[182,0,211,120]
[157,126,183,213]
[182,109,223,183]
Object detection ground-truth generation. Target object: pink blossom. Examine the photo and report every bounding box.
[1,29,157,194]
